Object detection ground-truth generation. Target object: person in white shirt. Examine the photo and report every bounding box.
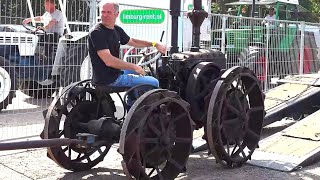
[263,7,276,27]
[265,7,276,20]
[23,0,66,59]
[23,0,65,36]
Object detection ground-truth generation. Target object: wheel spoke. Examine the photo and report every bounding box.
[141,137,159,144]
[234,93,244,112]
[84,152,92,162]
[248,106,264,113]
[144,145,159,158]
[159,118,166,134]
[168,157,184,171]
[68,146,71,158]
[147,168,156,177]
[173,112,188,122]
[58,130,64,138]
[155,166,164,180]
[225,101,241,116]
[235,140,246,158]
[223,117,241,126]
[246,129,260,142]
[148,122,161,136]
[235,77,242,90]
[76,153,81,159]
[97,148,103,155]
[62,146,68,152]
[242,82,256,97]
[231,143,238,156]
[173,137,192,144]
[226,141,230,155]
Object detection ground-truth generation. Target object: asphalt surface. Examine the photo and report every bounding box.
[0,91,320,180]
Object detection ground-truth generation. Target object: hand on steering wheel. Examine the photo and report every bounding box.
[22,22,46,34]
[133,65,146,76]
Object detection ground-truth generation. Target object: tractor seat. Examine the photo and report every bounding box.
[93,84,131,94]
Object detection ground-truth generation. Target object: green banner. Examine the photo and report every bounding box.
[120,9,165,24]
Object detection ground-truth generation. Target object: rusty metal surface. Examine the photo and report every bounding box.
[0,138,83,151]
[186,62,220,126]
[206,66,265,167]
[44,81,112,172]
[119,89,193,180]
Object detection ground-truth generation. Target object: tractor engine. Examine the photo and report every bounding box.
[157,49,226,99]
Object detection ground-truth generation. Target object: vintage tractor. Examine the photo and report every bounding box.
[212,0,320,85]
[41,0,265,179]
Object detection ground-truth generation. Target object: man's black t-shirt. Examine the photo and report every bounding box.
[88,23,130,85]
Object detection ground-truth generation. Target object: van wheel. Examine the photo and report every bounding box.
[0,57,17,111]
[20,80,56,98]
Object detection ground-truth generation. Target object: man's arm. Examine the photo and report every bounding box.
[22,16,42,24]
[97,49,145,75]
[43,19,58,30]
[127,38,166,54]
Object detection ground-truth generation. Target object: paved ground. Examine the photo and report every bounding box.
[0,91,320,179]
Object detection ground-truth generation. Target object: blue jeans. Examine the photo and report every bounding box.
[110,70,159,87]
[110,70,159,109]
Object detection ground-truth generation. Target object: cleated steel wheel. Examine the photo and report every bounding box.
[119,89,193,180]
[206,66,265,167]
[186,62,220,126]
[43,81,114,171]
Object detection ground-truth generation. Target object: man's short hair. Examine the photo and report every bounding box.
[99,0,119,13]
[45,0,55,4]
[269,7,274,11]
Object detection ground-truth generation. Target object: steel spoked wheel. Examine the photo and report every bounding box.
[44,81,113,171]
[186,62,220,125]
[206,66,265,167]
[119,89,193,180]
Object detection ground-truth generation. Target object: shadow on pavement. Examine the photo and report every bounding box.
[59,167,127,180]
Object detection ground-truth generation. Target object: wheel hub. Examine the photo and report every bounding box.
[160,134,170,146]
[207,66,265,167]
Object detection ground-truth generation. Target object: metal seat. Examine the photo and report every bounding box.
[93,84,130,94]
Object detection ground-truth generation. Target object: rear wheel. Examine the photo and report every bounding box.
[0,57,17,111]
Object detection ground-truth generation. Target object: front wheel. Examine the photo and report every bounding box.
[0,57,17,111]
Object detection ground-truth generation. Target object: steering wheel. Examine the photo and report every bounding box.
[123,31,165,67]
[123,47,162,67]
[22,23,46,34]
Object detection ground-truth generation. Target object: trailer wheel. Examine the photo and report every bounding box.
[0,57,16,111]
